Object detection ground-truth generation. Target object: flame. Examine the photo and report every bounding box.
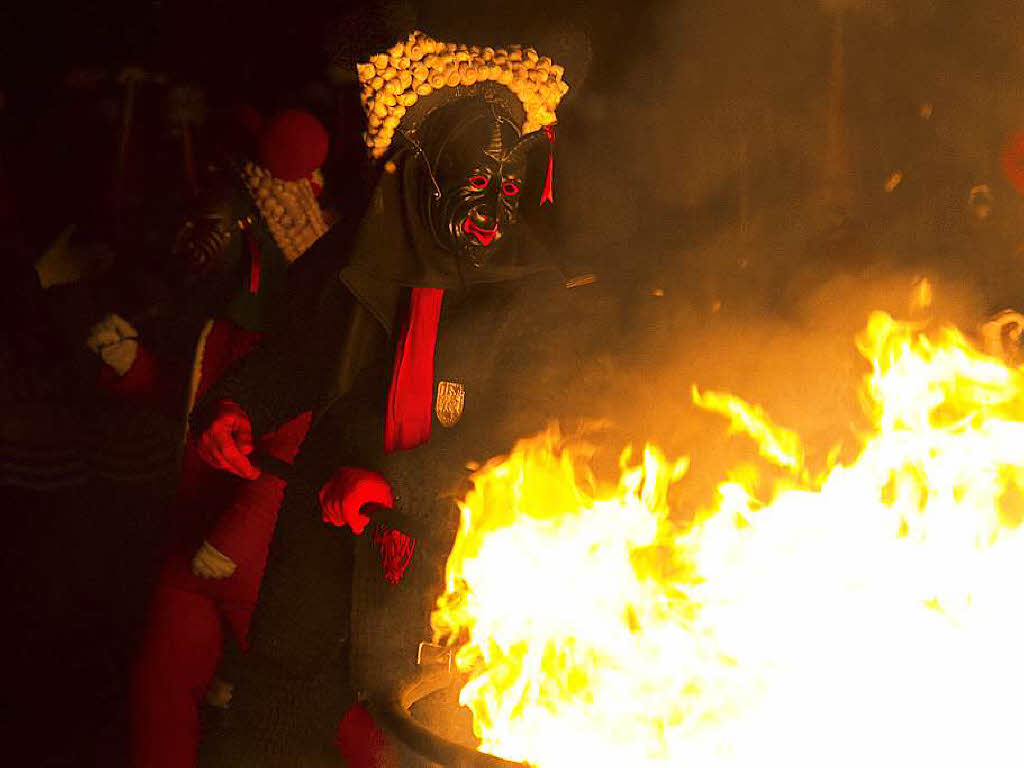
[691,386,805,475]
[430,311,1024,767]
[910,276,933,313]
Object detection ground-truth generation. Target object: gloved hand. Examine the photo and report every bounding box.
[981,309,1024,360]
[196,401,261,480]
[319,467,393,535]
[191,539,237,579]
[86,313,139,376]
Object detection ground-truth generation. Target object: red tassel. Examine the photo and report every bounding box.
[372,523,417,585]
[241,221,261,294]
[540,124,555,206]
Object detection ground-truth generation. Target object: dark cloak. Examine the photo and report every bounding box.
[197,268,618,767]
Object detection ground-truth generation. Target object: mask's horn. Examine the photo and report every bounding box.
[501,129,548,170]
[483,116,504,162]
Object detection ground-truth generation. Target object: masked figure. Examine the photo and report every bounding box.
[132,31,569,767]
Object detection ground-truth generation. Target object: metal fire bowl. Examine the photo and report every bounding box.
[366,665,529,768]
[350,504,529,767]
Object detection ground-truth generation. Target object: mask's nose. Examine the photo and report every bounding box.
[469,203,497,230]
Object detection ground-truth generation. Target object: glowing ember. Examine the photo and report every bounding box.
[430,312,1024,767]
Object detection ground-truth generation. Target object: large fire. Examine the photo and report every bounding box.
[430,311,1024,767]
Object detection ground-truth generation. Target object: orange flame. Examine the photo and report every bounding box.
[431,311,1024,767]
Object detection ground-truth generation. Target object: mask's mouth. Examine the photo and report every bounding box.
[461,217,498,247]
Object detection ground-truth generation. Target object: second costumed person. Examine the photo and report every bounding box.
[129,108,333,768]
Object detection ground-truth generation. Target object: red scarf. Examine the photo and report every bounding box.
[385,287,444,452]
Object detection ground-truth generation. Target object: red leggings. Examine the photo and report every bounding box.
[129,427,304,768]
[130,318,310,767]
[130,584,225,768]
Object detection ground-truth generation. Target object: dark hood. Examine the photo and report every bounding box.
[339,148,555,335]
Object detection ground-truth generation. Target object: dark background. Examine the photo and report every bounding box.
[4,0,1024,764]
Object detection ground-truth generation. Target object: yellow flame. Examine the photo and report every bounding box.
[431,311,1024,767]
[910,276,933,312]
[692,386,804,474]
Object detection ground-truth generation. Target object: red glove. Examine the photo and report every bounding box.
[319,467,393,535]
[196,400,261,480]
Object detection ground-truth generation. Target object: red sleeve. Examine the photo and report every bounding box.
[206,410,313,564]
[97,343,189,417]
[207,473,286,566]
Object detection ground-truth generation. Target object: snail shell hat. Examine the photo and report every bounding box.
[356,30,570,159]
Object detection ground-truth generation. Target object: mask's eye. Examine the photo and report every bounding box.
[502,180,521,196]
[467,175,488,189]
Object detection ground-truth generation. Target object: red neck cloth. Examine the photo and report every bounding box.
[541,124,555,205]
[385,287,444,452]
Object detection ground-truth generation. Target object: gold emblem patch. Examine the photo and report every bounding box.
[435,381,465,428]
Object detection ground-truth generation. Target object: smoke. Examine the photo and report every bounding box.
[438,0,1024,452]
[508,0,1024,302]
